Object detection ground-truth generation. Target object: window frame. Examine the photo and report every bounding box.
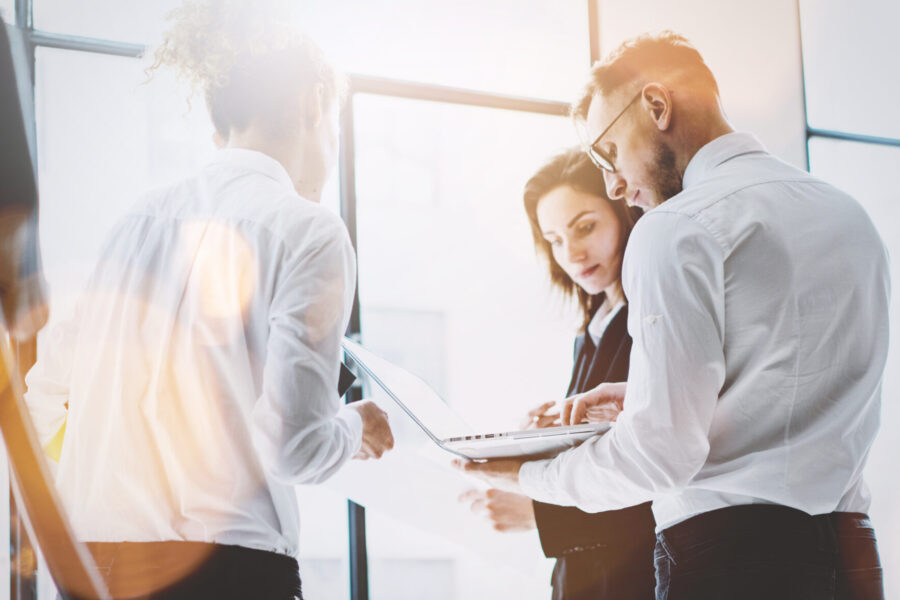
[14,1,899,598]
[796,0,900,162]
[7,0,599,598]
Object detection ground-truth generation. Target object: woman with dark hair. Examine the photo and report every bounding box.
[461,148,656,600]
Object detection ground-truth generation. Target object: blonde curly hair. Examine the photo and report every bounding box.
[151,0,347,139]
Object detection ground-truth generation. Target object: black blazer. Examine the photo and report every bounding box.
[532,305,655,557]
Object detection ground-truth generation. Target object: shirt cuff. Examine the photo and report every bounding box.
[519,458,561,505]
[337,404,364,457]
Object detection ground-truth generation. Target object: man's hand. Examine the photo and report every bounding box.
[561,381,627,425]
[519,400,560,430]
[350,400,394,460]
[452,457,525,493]
[458,488,536,532]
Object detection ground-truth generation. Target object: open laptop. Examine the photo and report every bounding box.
[341,338,610,461]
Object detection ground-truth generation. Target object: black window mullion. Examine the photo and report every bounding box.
[338,92,369,600]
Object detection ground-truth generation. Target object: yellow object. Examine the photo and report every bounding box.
[44,421,66,463]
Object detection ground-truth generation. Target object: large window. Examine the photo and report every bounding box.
[14,2,897,599]
[346,94,581,599]
[11,1,594,598]
[799,1,900,597]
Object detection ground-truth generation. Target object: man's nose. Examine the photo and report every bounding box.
[603,169,627,201]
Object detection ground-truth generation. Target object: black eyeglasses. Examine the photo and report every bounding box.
[579,89,642,173]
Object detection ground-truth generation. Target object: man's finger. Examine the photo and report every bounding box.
[570,396,590,425]
[586,403,620,422]
[561,397,575,425]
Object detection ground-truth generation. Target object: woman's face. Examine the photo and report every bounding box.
[535,185,624,296]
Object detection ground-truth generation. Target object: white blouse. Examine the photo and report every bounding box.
[25,149,361,556]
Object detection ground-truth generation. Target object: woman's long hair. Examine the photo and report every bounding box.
[523,149,642,331]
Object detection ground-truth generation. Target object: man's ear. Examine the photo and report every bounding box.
[640,82,673,132]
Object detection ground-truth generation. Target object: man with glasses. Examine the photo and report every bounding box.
[462,31,888,599]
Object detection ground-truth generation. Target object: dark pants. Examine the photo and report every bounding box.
[654,505,883,600]
[551,542,656,600]
[75,541,302,600]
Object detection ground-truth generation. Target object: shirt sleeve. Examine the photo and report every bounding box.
[24,319,78,456]
[519,211,727,512]
[251,212,362,485]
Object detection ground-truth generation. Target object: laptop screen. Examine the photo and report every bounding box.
[342,338,474,441]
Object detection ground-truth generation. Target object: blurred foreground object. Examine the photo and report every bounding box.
[0,337,110,599]
[0,20,47,339]
[1,18,108,600]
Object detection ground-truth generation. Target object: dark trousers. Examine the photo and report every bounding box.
[653,505,883,600]
[75,541,302,600]
[546,503,656,600]
[551,543,656,600]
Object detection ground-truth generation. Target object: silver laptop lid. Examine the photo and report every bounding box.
[341,338,473,443]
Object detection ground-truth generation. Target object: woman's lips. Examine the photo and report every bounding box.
[578,265,599,279]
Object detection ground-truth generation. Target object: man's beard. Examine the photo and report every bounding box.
[652,142,683,204]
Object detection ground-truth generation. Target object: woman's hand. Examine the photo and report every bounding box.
[561,382,627,425]
[520,400,560,430]
[452,457,525,493]
[458,488,536,532]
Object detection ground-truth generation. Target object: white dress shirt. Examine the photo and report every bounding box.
[520,133,891,531]
[25,149,362,556]
[587,301,625,346]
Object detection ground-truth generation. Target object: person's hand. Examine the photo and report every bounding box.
[350,400,394,460]
[519,401,560,430]
[561,382,627,425]
[452,457,525,493]
[458,488,536,532]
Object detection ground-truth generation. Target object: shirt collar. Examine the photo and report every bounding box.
[682,132,768,190]
[209,148,295,190]
[587,301,625,345]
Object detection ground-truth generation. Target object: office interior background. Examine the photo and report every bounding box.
[0,0,897,598]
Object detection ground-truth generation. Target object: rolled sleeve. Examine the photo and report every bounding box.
[251,213,362,485]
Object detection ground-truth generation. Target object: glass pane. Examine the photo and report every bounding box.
[800,0,900,139]
[0,1,13,24]
[33,0,182,45]
[296,486,351,599]
[300,0,589,101]
[35,48,214,327]
[349,94,582,598]
[808,137,900,598]
[35,0,589,101]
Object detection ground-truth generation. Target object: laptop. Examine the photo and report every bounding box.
[341,338,610,461]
